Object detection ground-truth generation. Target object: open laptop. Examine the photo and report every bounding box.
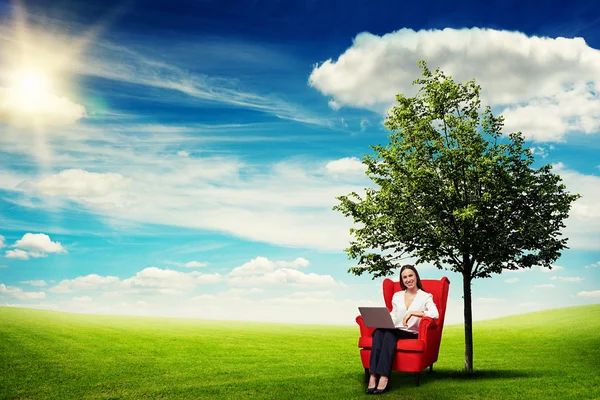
[358,307,396,329]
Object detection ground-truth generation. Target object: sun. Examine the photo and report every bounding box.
[10,69,52,95]
[0,2,93,126]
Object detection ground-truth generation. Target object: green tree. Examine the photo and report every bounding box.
[334,61,580,373]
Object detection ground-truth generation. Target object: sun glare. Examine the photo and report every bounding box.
[10,69,51,95]
[0,2,92,127]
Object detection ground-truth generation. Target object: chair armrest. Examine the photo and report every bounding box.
[356,315,376,338]
[417,317,438,340]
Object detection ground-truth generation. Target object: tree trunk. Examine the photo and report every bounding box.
[462,270,474,373]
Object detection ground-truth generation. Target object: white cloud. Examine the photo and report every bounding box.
[0,234,5,248]
[228,268,339,287]
[0,283,46,300]
[276,257,310,268]
[229,256,310,277]
[554,167,600,250]
[534,284,556,288]
[196,273,223,285]
[539,265,564,273]
[177,151,190,157]
[229,257,276,276]
[585,261,600,269]
[27,169,131,208]
[13,233,67,255]
[5,249,29,260]
[20,280,47,287]
[504,278,519,284]
[122,267,198,291]
[531,147,549,159]
[577,290,600,298]
[48,267,224,296]
[49,274,121,293]
[325,157,366,175]
[309,28,600,142]
[328,99,341,110]
[183,261,208,268]
[0,87,86,127]
[550,276,584,282]
[15,161,357,251]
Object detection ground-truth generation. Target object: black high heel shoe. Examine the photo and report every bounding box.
[373,381,389,394]
[365,387,376,394]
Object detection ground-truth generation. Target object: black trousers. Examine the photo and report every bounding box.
[369,328,418,377]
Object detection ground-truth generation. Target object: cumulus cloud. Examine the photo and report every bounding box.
[49,274,121,293]
[585,261,600,269]
[5,249,29,260]
[0,283,46,300]
[195,273,223,285]
[45,256,334,303]
[229,256,310,276]
[228,268,338,287]
[325,157,366,176]
[13,233,67,255]
[122,267,199,291]
[309,28,600,142]
[552,166,600,250]
[183,261,208,268]
[577,290,600,298]
[48,268,224,296]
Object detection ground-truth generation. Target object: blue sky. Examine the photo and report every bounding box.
[0,0,599,325]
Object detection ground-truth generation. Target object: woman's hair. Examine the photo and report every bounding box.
[399,264,424,290]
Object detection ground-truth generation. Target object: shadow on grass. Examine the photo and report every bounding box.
[426,369,536,381]
[351,368,536,386]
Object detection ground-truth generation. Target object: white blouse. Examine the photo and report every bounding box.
[390,289,439,333]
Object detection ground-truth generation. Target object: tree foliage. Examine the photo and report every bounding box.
[334,61,580,372]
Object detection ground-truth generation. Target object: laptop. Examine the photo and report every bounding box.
[358,307,396,329]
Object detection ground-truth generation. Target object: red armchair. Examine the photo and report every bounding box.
[356,277,450,385]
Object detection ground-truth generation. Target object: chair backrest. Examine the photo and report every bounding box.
[382,277,450,329]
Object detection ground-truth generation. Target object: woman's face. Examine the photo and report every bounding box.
[401,269,417,289]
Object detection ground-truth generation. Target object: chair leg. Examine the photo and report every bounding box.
[429,364,433,372]
[415,372,421,386]
[364,367,370,383]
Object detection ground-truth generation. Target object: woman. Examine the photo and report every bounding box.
[366,264,439,394]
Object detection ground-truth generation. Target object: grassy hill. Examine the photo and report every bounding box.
[1,305,599,399]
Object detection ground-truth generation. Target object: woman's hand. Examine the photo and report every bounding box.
[402,312,413,327]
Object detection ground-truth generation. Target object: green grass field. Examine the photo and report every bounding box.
[1,305,599,399]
